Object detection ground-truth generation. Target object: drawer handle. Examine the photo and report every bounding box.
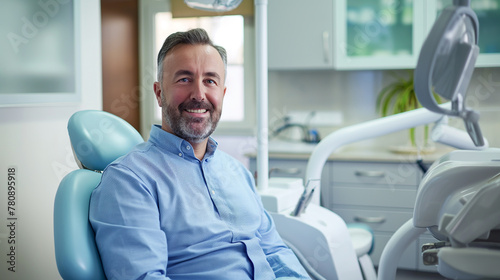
[269,167,301,177]
[354,216,386,224]
[322,31,330,63]
[355,170,385,177]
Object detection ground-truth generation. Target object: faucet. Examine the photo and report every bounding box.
[271,113,320,143]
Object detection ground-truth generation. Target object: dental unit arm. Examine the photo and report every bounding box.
[378,1,500,279]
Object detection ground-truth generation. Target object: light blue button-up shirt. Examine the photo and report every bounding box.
[89,125,310,280]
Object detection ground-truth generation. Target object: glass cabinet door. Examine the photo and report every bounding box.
[427,0,500,67]
[334,0,426,70]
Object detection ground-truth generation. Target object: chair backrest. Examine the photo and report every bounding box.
[54,110,143,280]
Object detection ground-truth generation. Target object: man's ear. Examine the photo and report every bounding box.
[153,82,162,107]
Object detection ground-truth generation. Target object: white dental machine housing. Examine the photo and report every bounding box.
[379,0,500,279]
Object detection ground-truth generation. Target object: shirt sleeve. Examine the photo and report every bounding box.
[89,164,171,280]
[245,171,310,280]
[258,208,311,279]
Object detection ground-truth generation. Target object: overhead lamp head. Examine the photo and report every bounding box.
[184,0,243,12]
[414,1,484,147]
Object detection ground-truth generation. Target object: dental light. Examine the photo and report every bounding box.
[414,0,483,147]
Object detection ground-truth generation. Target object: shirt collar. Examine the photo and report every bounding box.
[149,125,218,160]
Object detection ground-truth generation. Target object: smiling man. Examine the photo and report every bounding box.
[154,33,226,158]
[89,28,310,280]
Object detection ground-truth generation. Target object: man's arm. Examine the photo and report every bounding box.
[256,202,311,279]
[89,165,171,279]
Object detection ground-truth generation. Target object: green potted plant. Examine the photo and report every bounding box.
[376,70,440,153]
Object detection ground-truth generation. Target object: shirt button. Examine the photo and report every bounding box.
[178,153,182,157]
[211,190,215,195]
[186,146,191,150]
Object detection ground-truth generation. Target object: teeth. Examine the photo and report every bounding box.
[186,109,207,113]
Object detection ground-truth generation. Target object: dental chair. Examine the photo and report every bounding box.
[377,1,500,279]
[53,110,143,280]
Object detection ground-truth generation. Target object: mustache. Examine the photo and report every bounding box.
[179,100,213,112]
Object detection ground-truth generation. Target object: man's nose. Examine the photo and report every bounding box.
[190,80,206,101]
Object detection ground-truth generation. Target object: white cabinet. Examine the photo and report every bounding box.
[268,0,500,70]
[268,0,334,69]
[325,161,421,269]
[425,0,500,67]
[332,0,426,70]
[268,0,425,70]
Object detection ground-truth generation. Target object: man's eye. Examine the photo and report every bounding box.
[178,78,189,83]
[206,79,216,85]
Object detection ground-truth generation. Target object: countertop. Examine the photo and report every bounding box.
[246,140,456,163]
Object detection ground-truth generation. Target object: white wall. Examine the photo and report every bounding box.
[267,68,500,148]
[0,1,102,279]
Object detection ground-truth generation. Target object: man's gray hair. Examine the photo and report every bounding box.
[156,28,227,83]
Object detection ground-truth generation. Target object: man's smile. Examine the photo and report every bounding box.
[185,108,208,114]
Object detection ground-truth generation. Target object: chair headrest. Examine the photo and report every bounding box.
[68,110,144,171]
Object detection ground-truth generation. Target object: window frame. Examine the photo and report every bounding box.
[139,0,256,138]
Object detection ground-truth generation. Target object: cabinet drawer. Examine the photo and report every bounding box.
[331,208,413,232]
[250,158,305,179]
[249,158,329,182]
[331,162,420,186]
[268,159,306,178]
[327,186,417,208]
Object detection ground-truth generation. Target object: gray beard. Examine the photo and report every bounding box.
[163,100,220,143]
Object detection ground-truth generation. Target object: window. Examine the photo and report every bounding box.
[154,13,244,122]
[0,0,79,106]
[139,0,255,137]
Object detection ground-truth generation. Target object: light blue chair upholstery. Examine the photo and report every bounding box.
[54,110,143,280]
